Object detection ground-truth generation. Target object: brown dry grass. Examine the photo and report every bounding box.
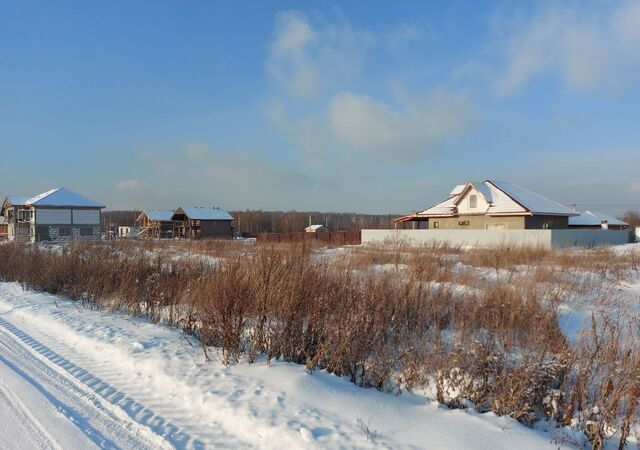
[0,240,638,448]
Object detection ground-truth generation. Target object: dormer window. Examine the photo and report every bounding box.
[469,194,477,209]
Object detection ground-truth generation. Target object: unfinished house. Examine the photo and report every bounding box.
[135,209,175,239]
[1,196,31,241]
[396,180,578,230]
[0,216,7,241]
[1,188,104,242]
[172,207,233,239]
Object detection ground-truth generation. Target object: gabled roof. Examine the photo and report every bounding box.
[405,179,578,220]
[174,207,233,221]
[25,188,104,208]
[418,194,458,217]
[453,181,493,206]
[142,209,175,222]
[487,180,577,216]
[569,210,628,227]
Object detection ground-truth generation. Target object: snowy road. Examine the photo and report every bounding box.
[0,282,573,449]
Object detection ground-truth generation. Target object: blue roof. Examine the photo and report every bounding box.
[26,188,104,208]
[569,210,627,227]
[144,209,175,222]
[488,180,578,216]
[175,207,233,221]
[5,196,29,205]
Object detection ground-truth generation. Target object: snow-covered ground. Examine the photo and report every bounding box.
[0,282,573,450]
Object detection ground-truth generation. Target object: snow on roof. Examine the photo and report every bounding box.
[5,196,29,205]
[25,188,104,208]
[569,210,628,227]
[305,224,327,231]
[412,179,577,218]
[175,207,233,221]
[418,195,458,216]
[144,210,175,222]
[449,185,466,196]
[487,180,578,216]
[472,181,493,203]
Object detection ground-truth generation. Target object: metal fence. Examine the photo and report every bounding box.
[257,231,361,245]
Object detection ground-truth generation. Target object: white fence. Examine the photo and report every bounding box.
[361,229,634,249]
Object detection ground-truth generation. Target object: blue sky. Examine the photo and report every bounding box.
[1,1,639,214]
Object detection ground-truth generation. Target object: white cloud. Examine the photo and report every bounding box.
[266,10,372,98]
[329,89,474,161]
[184,141,207,160]
[116,179,143,192]
[498,2,640,94]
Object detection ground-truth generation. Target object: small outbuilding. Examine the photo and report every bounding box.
[305,224,329,233]
[172,207,234,239]
[568,210,629,230]
[118,226,140,238]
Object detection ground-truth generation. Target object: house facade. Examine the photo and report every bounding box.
[172,207,234,239]
[396,180,578,230]
[1,188,104,243]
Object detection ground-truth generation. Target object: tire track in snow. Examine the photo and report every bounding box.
[0,374,62,450]
[0,318,186,450]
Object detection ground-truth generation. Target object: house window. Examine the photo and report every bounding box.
[58,227,71,237]
[469,194,477,209]
[542,223,550,229]
[433,221,439,228]
[80,227,93,237]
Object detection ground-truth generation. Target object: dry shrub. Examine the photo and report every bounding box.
[0,240,638,448]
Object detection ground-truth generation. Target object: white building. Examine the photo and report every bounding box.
[305,224,329,233]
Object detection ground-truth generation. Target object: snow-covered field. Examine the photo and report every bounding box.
[0,281,572,450]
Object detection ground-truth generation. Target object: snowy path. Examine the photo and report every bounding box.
[0,282,571,449]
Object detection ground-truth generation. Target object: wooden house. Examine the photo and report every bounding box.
[1,188,104,242]
[135,210,175,239]
[172,207,233,239]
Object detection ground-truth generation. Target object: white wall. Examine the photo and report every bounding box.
[456,186,490,215]
[361,229,633,248]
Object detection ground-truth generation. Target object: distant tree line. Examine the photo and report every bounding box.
[102,210,398,234]
[621,210,640,227]
[103,209,639,234]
